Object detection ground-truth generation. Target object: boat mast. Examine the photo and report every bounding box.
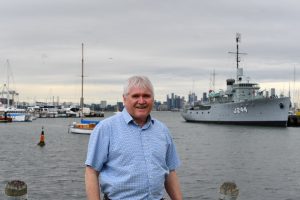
[80,43,84,115]
[293,65,296,107]
[6,60,10,107]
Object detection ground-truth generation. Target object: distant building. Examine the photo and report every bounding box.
[153,100,162,111]
[117,101,124,111]
[166,93,185,110]
[188,92,197,105]
[157,103,168,111]
[100,100,107,110]
[202,92,208,102]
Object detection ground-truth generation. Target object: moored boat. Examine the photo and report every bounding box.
[69,119,99,134]
[181,33,291,126]
[0,107,32,122]
[287,109,300,127]
[0,111,12,123]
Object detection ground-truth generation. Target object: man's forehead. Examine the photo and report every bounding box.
[128,87,152,94]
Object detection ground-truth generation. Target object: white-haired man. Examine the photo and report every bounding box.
[85,75,182,200]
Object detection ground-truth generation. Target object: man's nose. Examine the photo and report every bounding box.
[137,96,146,103]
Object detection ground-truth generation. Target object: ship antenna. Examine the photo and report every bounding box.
[228,33,247,80]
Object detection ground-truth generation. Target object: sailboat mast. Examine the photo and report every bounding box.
[80,43,84,112]
[6,60,10,107]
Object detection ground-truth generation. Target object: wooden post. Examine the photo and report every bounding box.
[219,181,239,200]
[4,180,27,199]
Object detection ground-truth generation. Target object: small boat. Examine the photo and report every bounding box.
[287,108,300,127]
[0,117,12,123]
[0,111,12,123]
[38,105,59,118]
[0,107,32,122]
[69,119,99,134]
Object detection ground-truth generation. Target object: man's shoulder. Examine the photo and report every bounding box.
[100,113,124,126]
[102,113,122,123]
[151,117,168,129]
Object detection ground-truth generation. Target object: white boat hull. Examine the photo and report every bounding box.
[69,127,93,135]
[68,120,99,135]
[8,113,32,122]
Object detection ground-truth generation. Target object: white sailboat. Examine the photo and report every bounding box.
[69,43,100,134]
[0,61,32,122]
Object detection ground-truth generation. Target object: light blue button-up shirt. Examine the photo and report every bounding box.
[85,108,180,200]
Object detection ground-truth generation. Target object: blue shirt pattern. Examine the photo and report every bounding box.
[85,109,180,200]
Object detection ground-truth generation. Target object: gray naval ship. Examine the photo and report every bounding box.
[181,34,291,126]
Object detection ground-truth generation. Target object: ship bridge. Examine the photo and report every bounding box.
[232,82,261,102]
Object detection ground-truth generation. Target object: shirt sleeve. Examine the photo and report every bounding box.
[85,122,110,172]
[165,127,181,171]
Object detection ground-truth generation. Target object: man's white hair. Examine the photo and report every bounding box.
[123,76,154,97]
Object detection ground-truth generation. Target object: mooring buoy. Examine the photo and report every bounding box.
[37,126,45,147]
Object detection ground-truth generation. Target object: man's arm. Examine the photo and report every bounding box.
[165,170,183,200]
[85,166,101,200]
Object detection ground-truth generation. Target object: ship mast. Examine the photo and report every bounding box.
[235,33,241,69]
[80,43,84,116]
[229,33,247,81]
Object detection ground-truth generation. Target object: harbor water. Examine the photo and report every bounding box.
[1,111,300,200]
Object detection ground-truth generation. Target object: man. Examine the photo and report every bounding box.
[85,75,182,200]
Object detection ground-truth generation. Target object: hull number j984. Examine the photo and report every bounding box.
[233,106,248,114]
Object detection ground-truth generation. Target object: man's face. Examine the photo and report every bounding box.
[123,86,153,125]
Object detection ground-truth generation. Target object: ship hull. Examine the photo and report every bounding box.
[181,97,290,127]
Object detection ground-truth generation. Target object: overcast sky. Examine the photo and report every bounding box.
[1,0,300,105]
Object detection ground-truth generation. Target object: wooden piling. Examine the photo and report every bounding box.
[4,180,27,199]
[219,181,239,200]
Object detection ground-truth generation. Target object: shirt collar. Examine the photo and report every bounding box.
[122,108,154,126]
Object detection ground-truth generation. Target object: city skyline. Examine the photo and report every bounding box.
[1,0,300,105]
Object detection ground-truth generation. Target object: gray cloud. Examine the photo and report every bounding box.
[1,0,300,104]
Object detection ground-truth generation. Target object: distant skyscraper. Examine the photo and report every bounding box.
[166,93,184,110]
[188,92,197,105]
[100,100,107,109]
